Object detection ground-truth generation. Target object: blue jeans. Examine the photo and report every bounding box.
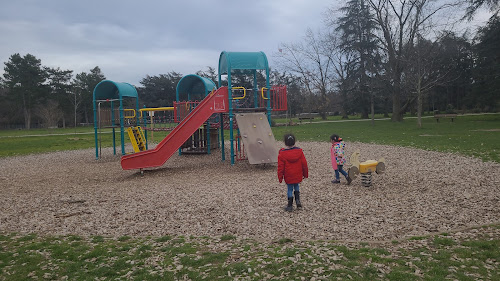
[287,183,300,198]
[335,165,348,180]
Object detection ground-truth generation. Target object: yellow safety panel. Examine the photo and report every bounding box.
[127,126,146,153]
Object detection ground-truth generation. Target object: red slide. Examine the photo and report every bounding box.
[121,87,229,170]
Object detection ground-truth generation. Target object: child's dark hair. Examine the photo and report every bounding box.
[284,133,296,147]
[330,134,341,142]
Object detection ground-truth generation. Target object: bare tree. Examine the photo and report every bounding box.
[367,0,460,121]
[70,85,82,128]
[407,34,449,127]
[276,29,338,119]
[35,100,63,128]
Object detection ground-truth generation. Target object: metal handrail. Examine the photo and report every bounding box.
[232,87,246,100]
[261,87,269,100]
[124,108,136,119]
[139,107,174,118]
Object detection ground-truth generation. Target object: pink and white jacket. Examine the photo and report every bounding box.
[330,141,346,170]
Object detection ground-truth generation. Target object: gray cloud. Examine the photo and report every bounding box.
[1,0,335,85]
[5,0,487,86]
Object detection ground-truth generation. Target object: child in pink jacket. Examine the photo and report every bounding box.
[331,134,352,185]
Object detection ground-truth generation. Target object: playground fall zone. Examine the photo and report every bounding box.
[0,141,499,241]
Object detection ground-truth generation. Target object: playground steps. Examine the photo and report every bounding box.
[127,126,146,152]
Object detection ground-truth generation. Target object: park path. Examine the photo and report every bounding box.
[0,113,495,138]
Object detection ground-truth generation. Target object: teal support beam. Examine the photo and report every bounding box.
[228,72,234,165]
[218,74,225,162]
[93,100,98,159]
[111,101,116,155]
[119,98,125,155]
[253,70,258,108]
[220,113,225,161]
[266,69,271,125]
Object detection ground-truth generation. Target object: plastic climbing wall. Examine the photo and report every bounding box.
[234,112,278,164]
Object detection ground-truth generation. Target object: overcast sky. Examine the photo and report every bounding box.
[0,0,492,86]
[0,0,338,85]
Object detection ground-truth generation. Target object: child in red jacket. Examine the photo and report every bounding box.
[278,133,309,212]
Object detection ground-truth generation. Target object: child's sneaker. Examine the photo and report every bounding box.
[347,176,352,185]
[331,179,340,184]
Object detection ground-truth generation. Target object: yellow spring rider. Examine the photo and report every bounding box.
[348,150,386,187]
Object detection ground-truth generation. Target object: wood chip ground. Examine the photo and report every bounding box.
[1,141,499,242]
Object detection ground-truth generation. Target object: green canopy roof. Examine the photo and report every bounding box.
[93,80,138,101]
[176,74,216,98]
[218,51,269,75]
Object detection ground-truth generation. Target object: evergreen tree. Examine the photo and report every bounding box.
[72,66,106,124]
[195,67,217,85]
[2,53,48,129]
[138,72,182,107]
[335,0,380,120]
[471,15,500,111]
[428,32,473,113]
[47,67,73,127]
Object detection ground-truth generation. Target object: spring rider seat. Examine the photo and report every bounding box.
[348,150,385,187]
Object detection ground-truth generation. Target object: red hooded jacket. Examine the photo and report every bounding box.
[277,147,309,184]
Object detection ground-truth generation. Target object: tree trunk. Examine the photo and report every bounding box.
[84,105,89,124]
[361,107,369,119]
[392,84,403,122]
[24,108,31,130]
[22,94,31,129]
[341,89,349,119]
[371,93,375,126]
[417,77,423,128]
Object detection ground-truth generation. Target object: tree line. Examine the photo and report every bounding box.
[1,0,498,129]
[277,0,499,127]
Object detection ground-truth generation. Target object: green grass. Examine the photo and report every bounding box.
[0,127,170,158]
[273,113,500,162]
[0,114,499,280]
[1,228,498,281]
[1,113,498,162]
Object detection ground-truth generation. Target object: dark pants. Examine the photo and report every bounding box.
[335,165,348,179]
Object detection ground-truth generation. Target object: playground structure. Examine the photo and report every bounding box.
[174,74,218,155]
[93,81,140,159]
[93,51,287,170]
[348,150,386,187]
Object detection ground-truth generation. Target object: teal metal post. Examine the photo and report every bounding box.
[220,113,225,161]
[93,99,98,159]
[228,72,234,165]
[218,72,226,162]
[253,70,258,108]
[119,98,125,155]
[111,101,116,155]
[266,69,271,125]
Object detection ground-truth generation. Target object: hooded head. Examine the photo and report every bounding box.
[330,134,342,143]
